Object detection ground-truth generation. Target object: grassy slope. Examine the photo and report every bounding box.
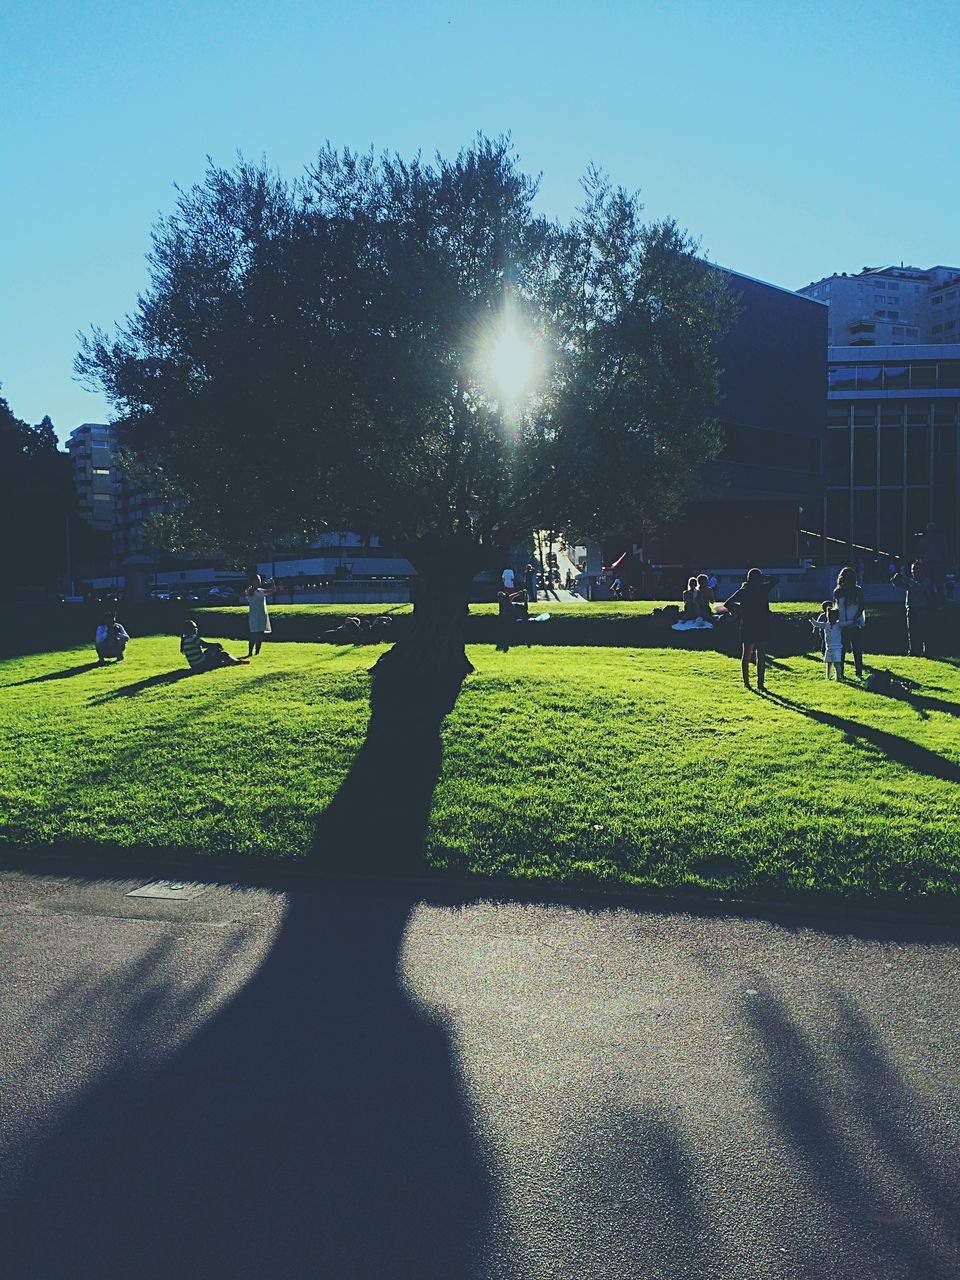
[1,638,958,901]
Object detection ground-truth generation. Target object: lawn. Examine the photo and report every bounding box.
[1,635,958,904]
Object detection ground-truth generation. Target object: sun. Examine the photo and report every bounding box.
[477,307,545,407]
[487,325,540,403]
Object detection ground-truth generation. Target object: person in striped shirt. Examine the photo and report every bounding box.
[179,620,249,672]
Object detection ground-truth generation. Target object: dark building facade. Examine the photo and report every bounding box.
[643,268,827,570]
[824,344,960,573]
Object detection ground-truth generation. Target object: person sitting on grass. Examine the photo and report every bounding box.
[95,612,129,664]
[179,620,249,672]
[321,614,394,642]
[810,600,844,680]
[696,574,715,621]
[681,577,699,621]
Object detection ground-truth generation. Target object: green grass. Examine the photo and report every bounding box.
[1,636,958,903]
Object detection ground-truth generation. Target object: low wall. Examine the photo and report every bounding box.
[3,601,957,661]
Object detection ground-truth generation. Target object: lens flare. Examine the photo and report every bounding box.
[476,307,544,408]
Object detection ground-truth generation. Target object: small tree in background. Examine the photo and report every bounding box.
[78,138,733,709]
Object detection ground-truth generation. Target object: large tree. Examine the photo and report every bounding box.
[79,138,733,708]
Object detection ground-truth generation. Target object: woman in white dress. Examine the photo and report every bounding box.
[244,574,274,656]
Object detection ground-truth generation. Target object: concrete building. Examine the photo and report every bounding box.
[824,344,960,572]
[631,267,827,594]
[798,264,960,347]
[65,423,115,533]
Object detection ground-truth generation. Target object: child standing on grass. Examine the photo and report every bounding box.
[811,601,844,680]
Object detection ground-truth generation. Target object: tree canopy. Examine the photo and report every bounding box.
[0,392,72,593]
[78,137,735,699]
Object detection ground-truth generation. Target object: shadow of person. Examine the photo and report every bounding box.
[760,690,960,784]
[88,668,197,702]
[1,672,488,1279]
[3,660,102,687]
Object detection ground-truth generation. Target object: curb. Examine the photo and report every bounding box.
[1,843,957,934]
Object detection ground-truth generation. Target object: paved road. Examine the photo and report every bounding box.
[0,868,957,1279]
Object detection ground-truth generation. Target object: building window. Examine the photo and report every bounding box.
[853,426,877,485]
[933,296,943,304]
[906,327,918,336]
[828,365,856,391]
[939,362,960,389]
[826,430,851,486]
[856,365,882,392]
[882,365,909,391]
[879,427,904,484]
[907,428,930,485]
[911,363,937,389]
[893,326,904,335]
[93,467,110,475]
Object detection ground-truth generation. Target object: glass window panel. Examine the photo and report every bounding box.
[906,490,930,545]
[879,427,904,485]
[856,365,882,391]
[827,490,850,546]
[828,408,850,428]
[938,361,960,389]
[828,365,856,391]
[882,365,909,391]
[853,490,877,553]
[878,490,903,559]
[879,406,903,426]
[853,406,876,427]
[827,428,850,486]
[907,406,930,426]
[910,363,936,389]
[907,427,930,485]
[853,427,877,485]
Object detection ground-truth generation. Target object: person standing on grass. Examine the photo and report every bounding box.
[94,611,129,664]
[723,568,780,692]
[179,620,249,671]
[524,563,538,602]
[833,565,867,679]
[810,601,844,680]
[891,561,934,657]
[502,566,515,591]
[244,573,274,656]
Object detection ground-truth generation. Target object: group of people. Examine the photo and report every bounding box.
[676,573,719,630]
[92,556,948,687]
[178,574,275,671]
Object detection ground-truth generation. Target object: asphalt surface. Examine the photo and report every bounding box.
[0,868,957,1279]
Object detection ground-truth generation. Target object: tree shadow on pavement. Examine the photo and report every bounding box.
[0,680,489,1279]
[743,990,960,1279]
[760,690,960,783]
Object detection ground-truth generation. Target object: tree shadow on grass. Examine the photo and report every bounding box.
[0,675,490,1279]
[760,690,960,784]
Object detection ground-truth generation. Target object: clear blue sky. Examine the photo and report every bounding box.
[2,0,957,437]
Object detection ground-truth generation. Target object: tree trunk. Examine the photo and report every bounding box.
[369,568,475,719]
